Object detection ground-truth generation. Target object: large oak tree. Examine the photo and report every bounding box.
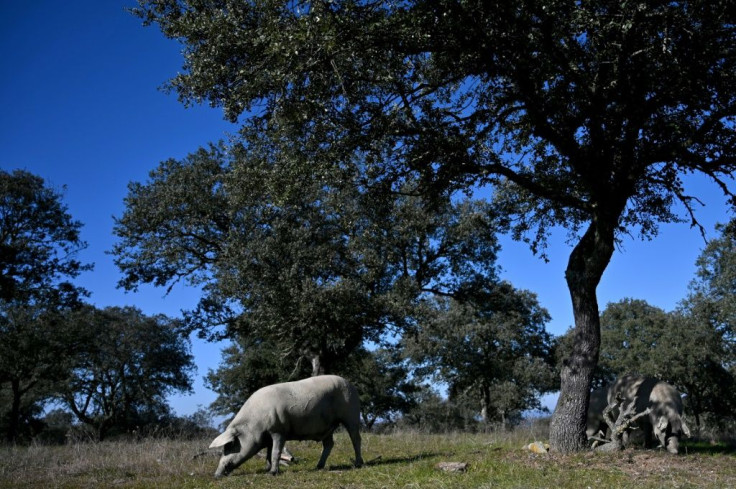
[133,0,736,450]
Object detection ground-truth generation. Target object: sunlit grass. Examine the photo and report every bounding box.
[1,429,734,489]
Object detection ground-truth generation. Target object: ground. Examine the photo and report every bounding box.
[1,431,734,488]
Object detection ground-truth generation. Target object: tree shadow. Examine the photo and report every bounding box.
[327,451,444,471]
[680,440,736,456]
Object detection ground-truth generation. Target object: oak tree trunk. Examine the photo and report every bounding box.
[7,379,21,442]
[550,218,616,452]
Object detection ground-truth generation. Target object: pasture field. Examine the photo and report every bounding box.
[1,429,735,489]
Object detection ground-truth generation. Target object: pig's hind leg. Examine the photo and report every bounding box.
[316,433,335,469]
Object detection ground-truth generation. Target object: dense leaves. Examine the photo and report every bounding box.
[0,304,81,441]
[689,221,736,353]
[598,299,671,383]
[133,0,736,450]
[113,143,504,375]
[0,170,90,305]
[404,283,557,427]
[56,306,195,441]
[0,170,91,442]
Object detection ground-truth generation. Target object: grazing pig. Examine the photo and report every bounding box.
[209,375,363,477]
[608,374,691,453]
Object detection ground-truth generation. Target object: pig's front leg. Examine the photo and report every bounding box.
[269,433,286,475]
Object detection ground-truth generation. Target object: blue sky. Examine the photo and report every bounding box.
[1,1,732,417]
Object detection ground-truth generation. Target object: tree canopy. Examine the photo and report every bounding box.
[404,283,557,426]
[0,169,90,306]
[113,143,504,375]
[0,303,83,441]
[133,0,736,450]
[597,298,671,382]
[0,169,91,441]
[0,170,199,443]
[57,306,195,441]
[675,220,736,429]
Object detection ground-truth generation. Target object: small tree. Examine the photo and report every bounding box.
[598,299,671,380]
[350,349,419,430]
[674,220,736,428]
[404,283,557,427]
[57,306,195,440]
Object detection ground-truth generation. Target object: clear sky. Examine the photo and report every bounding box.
[1,1,732,417]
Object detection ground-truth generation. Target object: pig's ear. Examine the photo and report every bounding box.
[209,428,237,449]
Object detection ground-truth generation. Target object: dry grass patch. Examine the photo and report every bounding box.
[0,438,217,489]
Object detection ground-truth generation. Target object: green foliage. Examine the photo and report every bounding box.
[0,169,90,305]
[404,283,557,426]
[0,304,84,442]
[689,220,736,357]
[666,310,736,430]
[56,306,195,441]
[113,143,503,375]
[348,348,419,430]
[0,169,91,442]
[598,298,671,381]
[674,220,736,428]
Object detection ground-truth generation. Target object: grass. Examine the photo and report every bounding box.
[1,428,735,489]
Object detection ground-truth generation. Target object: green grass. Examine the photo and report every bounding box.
[1,430,734,489]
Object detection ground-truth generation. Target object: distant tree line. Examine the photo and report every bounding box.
[4,152,736,442]
[0,170,198,442]
[2,162,561,442]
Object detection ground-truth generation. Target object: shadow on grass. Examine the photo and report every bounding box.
[680,440,736,456]
[326,451,444,471]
